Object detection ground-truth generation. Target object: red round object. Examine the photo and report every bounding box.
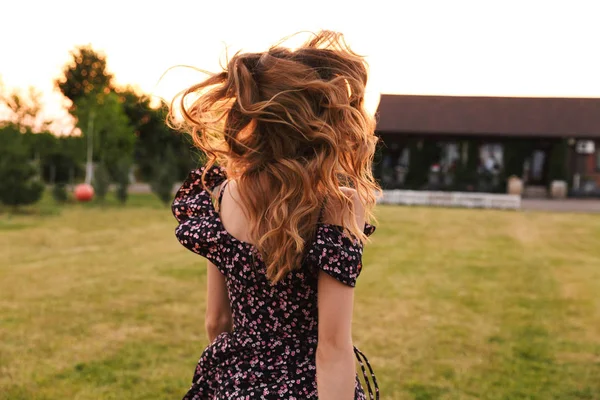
[74,183,95,202]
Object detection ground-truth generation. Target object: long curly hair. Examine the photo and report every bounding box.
[169,31,380,283]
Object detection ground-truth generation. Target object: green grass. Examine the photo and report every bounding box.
[1,198,600,400]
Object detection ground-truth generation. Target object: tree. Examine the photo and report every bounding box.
[22,131,58,179]
[74,92,135,184]
[1,82,83,186]
[117,86,198,181]
[92,162,110,202]
[41,135,85,184]
[22,133,85,185]
[54,45,198,189]
[0,124,44,208]
[55,46,114,110]
[0,84,50,133]
[114,157,131,204]
[52,183,68,203]
[150,145,178,205]
[54,45,117,185]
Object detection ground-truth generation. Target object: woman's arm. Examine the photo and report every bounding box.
[205,261,232,342]
[316,272,356,400]
[316,188,365,400]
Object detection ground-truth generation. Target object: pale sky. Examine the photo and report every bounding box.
[2,0,600,133]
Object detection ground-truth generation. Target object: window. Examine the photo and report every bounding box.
[441,142,460,170]
[479,143,504,174]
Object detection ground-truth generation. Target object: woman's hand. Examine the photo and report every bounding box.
[205,261,232,342]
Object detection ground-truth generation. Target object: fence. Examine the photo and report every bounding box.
[379,190,521,210]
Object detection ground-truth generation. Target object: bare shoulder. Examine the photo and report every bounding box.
[322,187,365,228]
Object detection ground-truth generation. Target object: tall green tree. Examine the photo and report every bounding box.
[55,46,114,110]
[74,92,135,185]
[117,86,198,181]
[54,45,198,187]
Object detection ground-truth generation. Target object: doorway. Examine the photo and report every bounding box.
[524,148,550,186]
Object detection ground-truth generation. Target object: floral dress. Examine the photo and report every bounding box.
[172,166,379,400]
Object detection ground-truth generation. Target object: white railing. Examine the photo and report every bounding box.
[379,190,521,210]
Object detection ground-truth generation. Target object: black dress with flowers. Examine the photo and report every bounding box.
[172,166,379,400]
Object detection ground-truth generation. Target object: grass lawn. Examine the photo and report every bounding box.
[1,194,600,400]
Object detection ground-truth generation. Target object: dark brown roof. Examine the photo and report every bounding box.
[376,94,600,138]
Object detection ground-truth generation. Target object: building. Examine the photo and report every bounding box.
[375,94,600,197]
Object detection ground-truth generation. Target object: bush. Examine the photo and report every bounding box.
[150,147,178,206]
[92,162,111,201]
[0,126,44,208]
[114,158,131,204]
[52,183,69,203]
[115,184,128,204]
[0,168,44,208]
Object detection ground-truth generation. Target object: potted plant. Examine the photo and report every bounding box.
[507,175,523,196]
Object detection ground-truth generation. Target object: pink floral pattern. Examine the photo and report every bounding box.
[172,166,378,400]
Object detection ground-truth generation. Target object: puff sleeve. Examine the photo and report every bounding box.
[307,223,376,287]
[171,166,228,267]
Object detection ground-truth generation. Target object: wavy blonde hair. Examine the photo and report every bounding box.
[169,31,380,283]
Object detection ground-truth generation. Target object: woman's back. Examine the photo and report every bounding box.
[172,166,377,399]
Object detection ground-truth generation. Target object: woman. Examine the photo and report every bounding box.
[170,30,380,400]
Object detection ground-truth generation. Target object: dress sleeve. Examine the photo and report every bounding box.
[309,223,376,287]
[171,166,228,267]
